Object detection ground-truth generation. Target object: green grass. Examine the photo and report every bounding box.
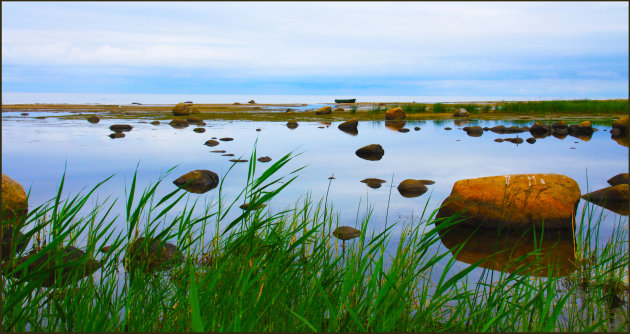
[1,150,628,332]
[401,103,428,114]
[498,99,629,114]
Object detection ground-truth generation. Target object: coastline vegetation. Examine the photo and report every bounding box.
[1,151,628,332]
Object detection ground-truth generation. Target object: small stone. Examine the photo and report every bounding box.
[193,128,205,133]
[257,156,272,163]
[204,140,219,147]
[220,137,233,141]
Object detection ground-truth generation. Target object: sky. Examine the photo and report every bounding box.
[2,1,629,98]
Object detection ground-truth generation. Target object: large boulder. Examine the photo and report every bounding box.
[385,107,406,120]
[608,173,629,186]
[453,108,469,117]
[173,170,219,194]
[581,184,629,216]
[397,179,432,198]
[1,174,28,229]
[172,103,191,116]
[338,119,359,136]
[529,122,553,138]
[612,115,628,134]
[355,144,384,161]
[436,174,581,229]
[315,106,332,115]
[109,124,133,133]
[1,226,29,262]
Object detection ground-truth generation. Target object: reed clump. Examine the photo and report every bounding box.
[1,150,628,332]
[498,99,629,114]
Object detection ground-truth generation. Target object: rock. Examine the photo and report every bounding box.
[444,127,452,130]
[526,138,536,144]
[125,237,183,274]
[233,102,241,105]
[397,179,430,198]
[256,128,261,132]
[222,154,234,157]
[257,156,272,163]
[490,125,506,134]
[172,103,191,116]
[494,138,504,142]
[483,127,490,131]
[239,203,266,210]
[204,140,219,147]
[151,121,160,125]
[193,128,205,133]
[438,225,575,277]
[463,126,483,137]
[318,126,325,129]
[5,246,102,288]
[398,128,410,133]
[491,125,528,134]
[333,226,361,241]
[453,108,469,117]
[612,115,628,134]
[109,133,125,139]
[529,122,553,138]
[109,124,133,133]
[611,133,629,147]
[608,173,629,186]
[210,150,226,153]
[35,116,46,119]
[252,107,262,110]
[1,226,29,261]
[334,107,344,112]
[86,115,100,123]
[454,119,469,126]
[575,121,594,135]
[229,159,248,163]
[581,184,629,215]
[385,107,406,120]
[414,127,421,131]
[610,128,622,136]
[248,100,256,104]
[315,106,332,115]
[355,144,384,161]
[552,121,568,130]
[169,119,189,129]
[219,137,233,141]
[20,113,29,116]
[504,137,524,144]
[338,119,358,135]
[360,178,387,189]
[173,170,219,194]
[1,175,28,228]
[554,128,568,135]
[436,174,581,229]
[287,121,299,129]
[286,108,295,112]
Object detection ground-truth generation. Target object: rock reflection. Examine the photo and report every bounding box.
[385,120,406,132]
[438,225,576,277]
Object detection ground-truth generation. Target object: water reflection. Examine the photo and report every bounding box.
[438,225,576,277]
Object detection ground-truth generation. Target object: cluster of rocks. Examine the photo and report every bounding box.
[109,124,133,139]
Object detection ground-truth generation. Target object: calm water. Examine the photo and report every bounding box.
[1,109,628,282]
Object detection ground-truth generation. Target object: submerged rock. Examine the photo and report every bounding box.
[125,237,183,274]
[360,178,387,189]
[338,119,358,135]
[257,156,272,163]
[173,170,219,194]
[109,124,133,133]
[1,174,28,228]
[355,144,384,161]
[397,179,431,198]
[385,107,406,120]
[581,184,629,216]
[436,174,581,229]
[210,150,226,153]
[204,140,220,147]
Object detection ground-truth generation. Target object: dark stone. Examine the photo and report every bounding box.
[504,137,524,144]
[526,138,536,144]
[109,133,125,139]
[398,128,410,133]
[205,140,219,147]
[219,137,233,141]
[397,179,429,198]
[257,156,272,163]
[463,126,483,137]
[109,124,133,133]
[445,127,452,130]
[608,173,629,186]
[529,123,553,138]
[87,115,100,123]
[210,150,226,153]
[222,154,234,156]
[256,128,261,131]
[338,119,358,135]
[360,178,387,189]
[287,121,299,129]
[173,170,219,194]
[35,116,46,119]
[239,203,266,210]
[494,138,504,142]
[355,144,384,161]
[229,159,248,163]
[193,128,205,133]
[333,226,361,241]
[151,121,160,125]
[169,119,189,129]
[20,113,29,116]
[414,127,421,131]
[581,184,629,215]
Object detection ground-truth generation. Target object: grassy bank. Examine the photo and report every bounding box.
[1,152,628,331]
